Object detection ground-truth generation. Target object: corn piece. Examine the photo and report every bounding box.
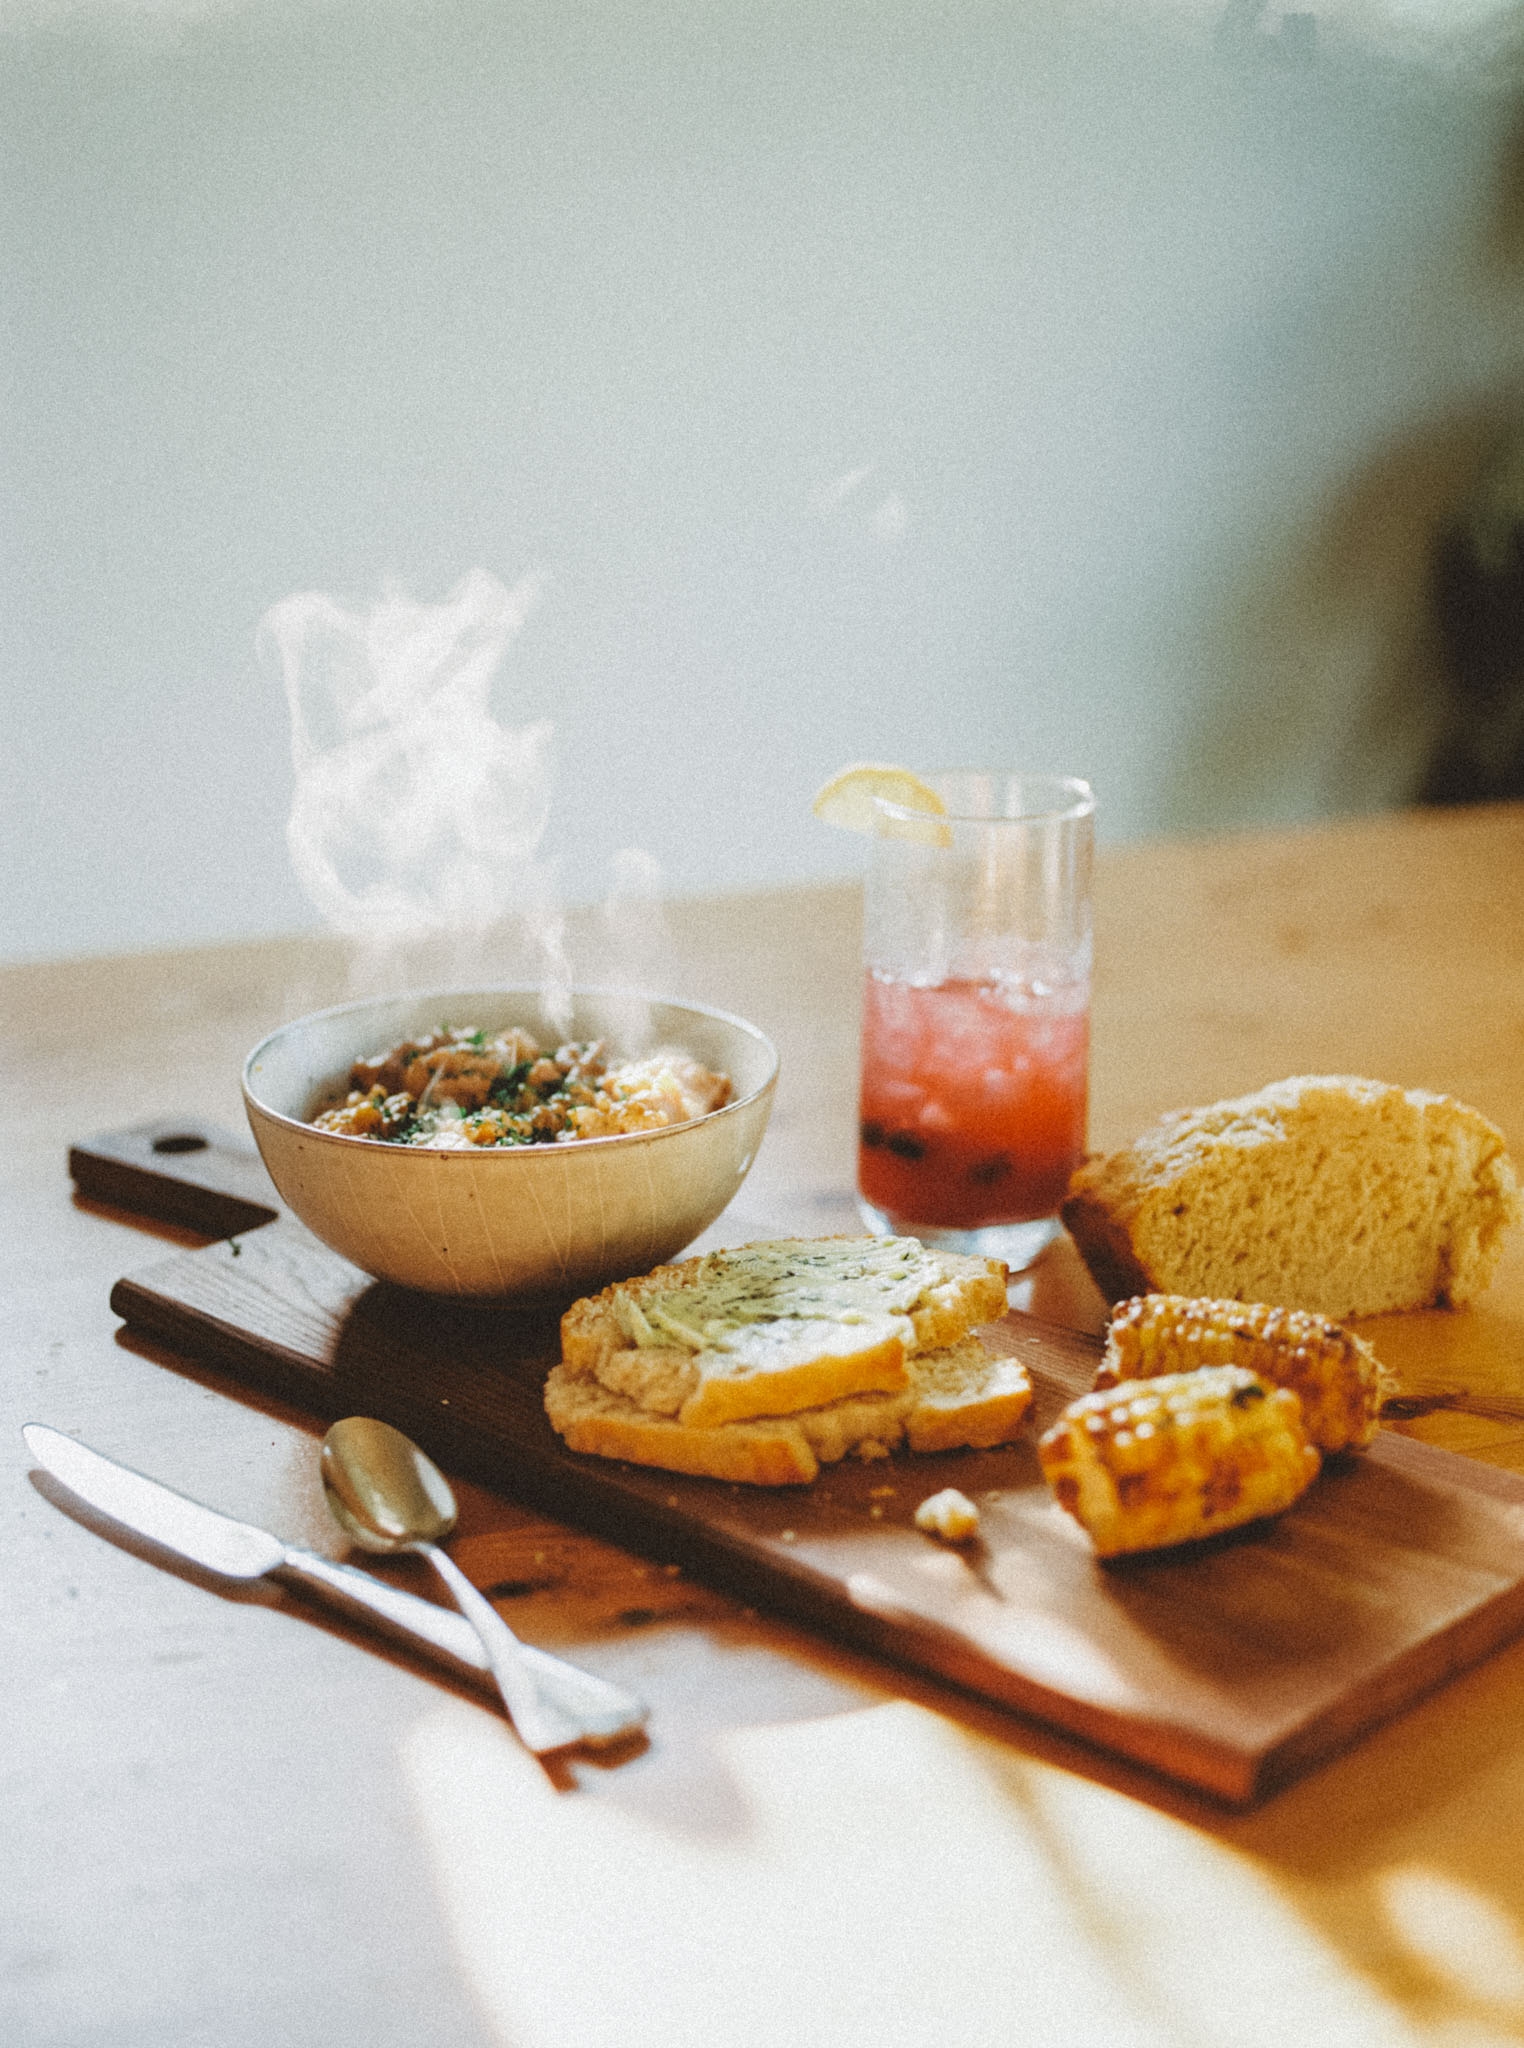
[1039,1365,1320,1557]
[1095,1293,1387,1452]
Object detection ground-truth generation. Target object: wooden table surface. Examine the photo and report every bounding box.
[7,801,1524,2048]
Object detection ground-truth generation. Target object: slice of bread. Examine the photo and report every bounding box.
[543,1335,1033,1486]
[559,1236,1009,1429]
[1062,1076,1521,1319]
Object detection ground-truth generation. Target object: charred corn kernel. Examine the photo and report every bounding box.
[914,1487,981,1542]
[1039,1365,1320,1557]
[1095,1294,1387,1453]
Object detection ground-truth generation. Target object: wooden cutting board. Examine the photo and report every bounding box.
[76,1119,1524,1807]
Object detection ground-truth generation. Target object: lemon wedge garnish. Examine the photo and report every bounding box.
[811,763,951,845]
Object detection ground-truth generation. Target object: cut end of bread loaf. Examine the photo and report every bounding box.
[1055,1185,1153,1306]
[544,1336,1033,1485]
[1062,1075,1522,1319]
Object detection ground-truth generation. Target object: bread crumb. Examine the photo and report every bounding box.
[914,1488,980,1542]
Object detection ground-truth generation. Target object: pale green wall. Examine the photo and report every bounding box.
[5,0,1522,960]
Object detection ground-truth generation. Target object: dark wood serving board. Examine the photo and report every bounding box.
[77,1120,1524,1806]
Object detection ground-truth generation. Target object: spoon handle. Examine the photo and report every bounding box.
[422,1543,648,1753]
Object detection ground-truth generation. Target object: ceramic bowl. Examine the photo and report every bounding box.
[242,987,779,1297]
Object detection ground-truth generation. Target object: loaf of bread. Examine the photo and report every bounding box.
[559,1236,1009,1429]
[1062,1076,1521,1319]
[544,1333,1033,1486]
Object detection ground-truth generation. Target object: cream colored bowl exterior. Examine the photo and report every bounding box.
[243,989,778,1298]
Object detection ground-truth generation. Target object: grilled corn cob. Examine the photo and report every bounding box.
[1039,1366,1320,1557]
[1095,1293,1386,1453]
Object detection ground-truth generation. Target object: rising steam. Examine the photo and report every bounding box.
[599,846,672,1053]
[262,566,673,1046]
[261,567,572,1011]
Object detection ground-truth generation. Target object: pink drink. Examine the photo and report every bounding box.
[858,973,1088,1230]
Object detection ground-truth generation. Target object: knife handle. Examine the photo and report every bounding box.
[274,1547,494,1688]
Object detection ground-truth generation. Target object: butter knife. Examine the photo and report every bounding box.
[22,1423,644,1734]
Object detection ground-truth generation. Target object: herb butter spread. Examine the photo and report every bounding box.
[563,1236,1009,1431]
[617,1237,963,1348]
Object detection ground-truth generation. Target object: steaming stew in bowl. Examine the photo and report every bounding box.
[310,1024,732,1149]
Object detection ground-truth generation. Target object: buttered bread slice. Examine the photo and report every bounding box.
[559,1236,1009,1429]
[544,1334,1033,1486]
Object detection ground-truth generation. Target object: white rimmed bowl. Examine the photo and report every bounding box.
[242,987,779,1298]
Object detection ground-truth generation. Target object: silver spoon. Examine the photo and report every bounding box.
[320,1416,648,1753]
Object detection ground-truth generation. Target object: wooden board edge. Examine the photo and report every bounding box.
[1368,1424,1524,1503]
[72,1123,280,1241]
[110,1275,341,1406]
[1256,1570,1524,1798]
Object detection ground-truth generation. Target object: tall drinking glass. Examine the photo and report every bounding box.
[857,772,1095,1271]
